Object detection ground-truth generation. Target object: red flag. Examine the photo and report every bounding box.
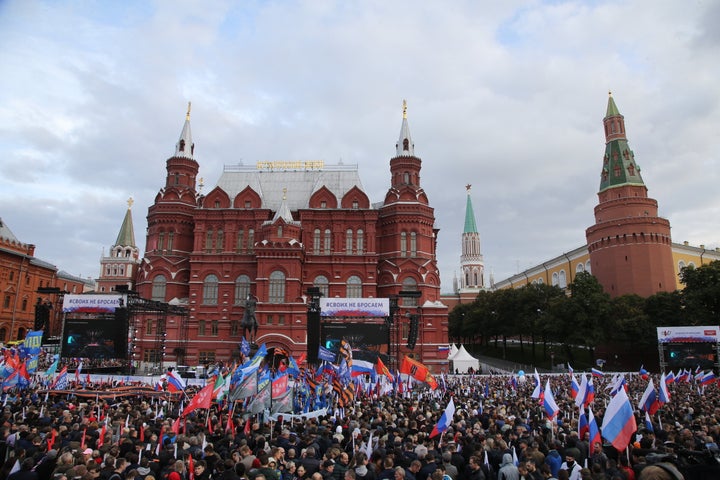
[139,424,145,442]
[188,453,195,480]
[399,355,438,390]
[207,413,213,432]
[98,423,106,448]
[182,383,214,417]
[226,413,235,435]
[80,428,87,450]
[172,417,181,435]
[46,429,57,452]
[375,356,393,381]
[243,417,251,436]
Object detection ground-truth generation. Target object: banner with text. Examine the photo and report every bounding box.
[319,298,389,317]
[62,294,124,313]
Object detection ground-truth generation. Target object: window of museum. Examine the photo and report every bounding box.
[152,275,167,302]
[198,320,206,336]
[143,349,161,363]
[314,275,329,298]
[199,351,215,364]
[559,270,567,289]
[402,277,418,307]
[346,229,353,254]
[158,232,165,252]
[205,230,214,253]
[346,275,362,298]
[203,275,219,305]
[400,232,407,257]
[267,315,273,325]
[410,232,417,257]
[352,200,358,209]
[230,321,239,336]
[324,229,331,254]
[4,295,11,309]
[216,230,224,252]
[237,230,244,252]
[247,229,255,253]
[21,298,27,311]
[313,229,321,254]
[146,319,153,335]
[269,271,286,303]
[234,275,251,304]
[357,230,364,254]
[278,315,285,325]
[211,320,219,336]
[167,232,174,252]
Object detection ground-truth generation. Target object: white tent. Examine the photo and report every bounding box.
[450,345,480,373]
[447,344,459,360]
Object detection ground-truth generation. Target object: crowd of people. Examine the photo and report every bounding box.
[1,371,718,480]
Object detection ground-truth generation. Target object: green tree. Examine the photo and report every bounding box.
[680,260,720,324]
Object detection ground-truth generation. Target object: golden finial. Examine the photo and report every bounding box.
[186,101,192,120]
[465,184,472,192]
[402,99,407,119]
[127,197,134,209]
[282,187,287,201]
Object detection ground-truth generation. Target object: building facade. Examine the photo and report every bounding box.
[131,102,449,372]
[0,217,93,343]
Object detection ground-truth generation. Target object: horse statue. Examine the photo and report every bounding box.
[241,294,259,343]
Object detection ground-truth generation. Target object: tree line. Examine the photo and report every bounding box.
[448,260,720,369]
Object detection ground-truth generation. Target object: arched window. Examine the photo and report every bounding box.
[205,230,214,252]
[313,229,321,254]
[158,232,165,252]
[237,229,245,252]
[234,275,251,305]
[585,261,591,273]
[324,229,331,254]
[179,139,185,152]
[151,275,167,302]
[346,229,353,254]
[402,277,418,307]
[247,229,255,253]
[216,230,224,252]
[559,270,567,289]
[552,272,559,286]
[400,232,407,257]
[410,232,417,257]
[203,274,219,305]
[678,260,686,272]
[357,229,364,254]
[576,263,585,273]
[314,275,329,298]
[269,271,286,303]
[167,232,174,252]
[346,275,362,298]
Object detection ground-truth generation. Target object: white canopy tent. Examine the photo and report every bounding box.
[447,344,459,360]
[450,344,480,373]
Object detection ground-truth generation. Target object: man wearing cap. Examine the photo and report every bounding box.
[559,449,582,480]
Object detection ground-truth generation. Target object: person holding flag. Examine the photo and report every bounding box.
[429,397,455,438]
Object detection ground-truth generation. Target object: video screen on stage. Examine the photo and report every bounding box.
[666,343,716,370]
[61,317,127,359]
[322,321,389,355]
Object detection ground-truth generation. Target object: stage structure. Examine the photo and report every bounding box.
[61,292,188,374]
[657,326,720,373]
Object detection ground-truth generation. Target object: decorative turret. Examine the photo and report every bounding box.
[395,100,414,157]
[586,93,674,297]
[96,198,140,293]
[164,102,199,192]
[459,185,484,290]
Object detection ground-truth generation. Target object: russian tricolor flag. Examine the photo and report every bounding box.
[570,374,580,401]
[166,370,186,392]
[591,368,604,378]
[639,379,659,415]
[584,377,595,408]
[659,375,671,404]
[600,385,637,451]
[578,409,589,438]
[664,371,675,385]
[588,407,601,447]
[429,397,455,437]
[543,380,559,420]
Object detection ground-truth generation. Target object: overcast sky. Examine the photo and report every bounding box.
[1,0,719,292]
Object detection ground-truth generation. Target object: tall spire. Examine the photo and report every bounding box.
[175,101,195,159]
[115,197,137,247]
[463,184,478,233]
[599,92,644,192]
[395,99,415,157]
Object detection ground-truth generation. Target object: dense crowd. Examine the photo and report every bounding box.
[1,372,718,480]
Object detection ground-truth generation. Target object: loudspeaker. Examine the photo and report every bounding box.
[34,302,50,331]
[407,314,419,349]
[307,310,321,364]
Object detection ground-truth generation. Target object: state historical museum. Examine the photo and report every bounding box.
[131,102,449,373]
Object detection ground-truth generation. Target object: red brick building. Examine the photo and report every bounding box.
[0,218,93,343]
[131,103,449,372]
